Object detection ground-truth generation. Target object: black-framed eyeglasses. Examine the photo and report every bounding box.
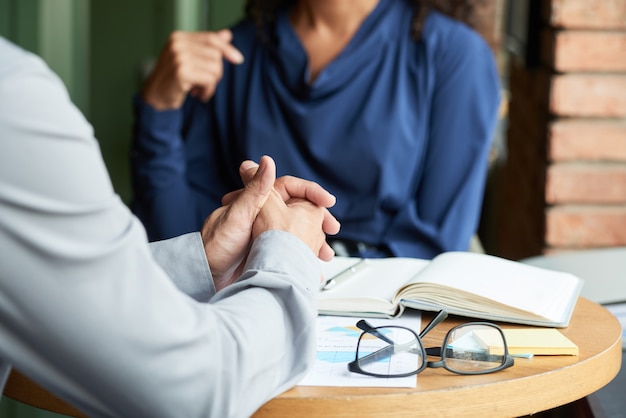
[348,310,515,378]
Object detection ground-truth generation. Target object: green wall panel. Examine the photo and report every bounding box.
[208,0,245,29]
[0,0,11,37]
[89,0,170,203]
[0,0,39,52]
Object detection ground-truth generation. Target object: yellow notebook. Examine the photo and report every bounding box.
[474,328,579,356]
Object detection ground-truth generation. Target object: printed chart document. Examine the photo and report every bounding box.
[298,312,422,388]
[318,252,584,327]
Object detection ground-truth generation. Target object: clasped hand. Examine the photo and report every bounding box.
[201,156,341,291]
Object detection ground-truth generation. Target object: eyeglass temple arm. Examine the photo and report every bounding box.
[419,310,448,338]
[357,310,448,344]
[356,319,394,344]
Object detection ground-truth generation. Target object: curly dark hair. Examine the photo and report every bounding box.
[244,0,483,43]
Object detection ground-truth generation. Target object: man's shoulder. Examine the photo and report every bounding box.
[0,37,52,83]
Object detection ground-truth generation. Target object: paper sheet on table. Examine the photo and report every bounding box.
[298,311,422,388]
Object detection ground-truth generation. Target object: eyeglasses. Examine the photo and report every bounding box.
[348,310,515,378]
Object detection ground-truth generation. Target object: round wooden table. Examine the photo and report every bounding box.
[4,298,622,418]
[252,298,622,417]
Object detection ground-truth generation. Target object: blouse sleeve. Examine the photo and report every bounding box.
[131,97,203,241]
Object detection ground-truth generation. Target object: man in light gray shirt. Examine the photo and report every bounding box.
[0,37,340,417]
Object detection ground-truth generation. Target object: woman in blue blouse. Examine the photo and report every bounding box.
[132,0,500,259]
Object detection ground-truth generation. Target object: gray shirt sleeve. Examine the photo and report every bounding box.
[0,37,320,418]
[149,233,216,302]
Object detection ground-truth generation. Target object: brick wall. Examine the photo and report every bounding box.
[493,0,626,259]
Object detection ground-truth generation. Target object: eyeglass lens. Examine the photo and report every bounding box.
[443,324,508,373]
[356,327,424,376]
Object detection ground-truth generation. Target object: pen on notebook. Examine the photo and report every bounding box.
[320,259,369,291]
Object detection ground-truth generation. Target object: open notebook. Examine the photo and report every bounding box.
[317,252,584,327]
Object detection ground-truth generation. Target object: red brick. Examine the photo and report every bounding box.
[549,120,626,162]
[546,163,626,204]
[547,0,626,30]
[550,74,626,117]
[546,205,626,246]
[551,31,626,72]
